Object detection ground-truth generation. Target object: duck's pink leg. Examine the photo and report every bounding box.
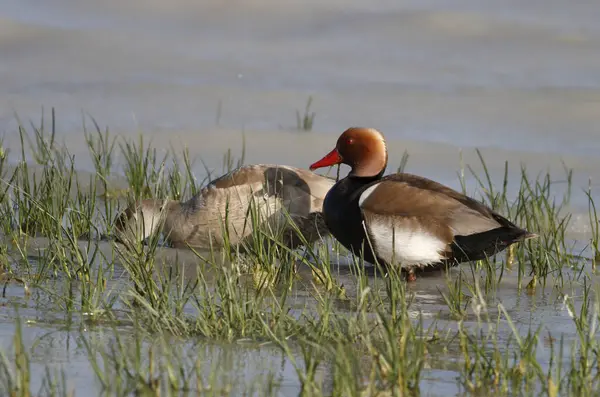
[406,268,417,282]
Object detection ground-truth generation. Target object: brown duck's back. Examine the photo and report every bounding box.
[164,164,336,249]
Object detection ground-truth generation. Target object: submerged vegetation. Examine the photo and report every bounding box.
[0,110,598,396]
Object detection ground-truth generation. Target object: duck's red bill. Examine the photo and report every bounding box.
[309,148,342,170]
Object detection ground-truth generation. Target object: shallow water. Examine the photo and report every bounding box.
[1,0,600,395]
[0,233,596,395]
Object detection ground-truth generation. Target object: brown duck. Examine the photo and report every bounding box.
[114,164,336,250]
[309,127,536,280]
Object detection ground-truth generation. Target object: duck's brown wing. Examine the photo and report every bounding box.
[359,174,503,235]
[209,164,272,189]
[357,173,528,266]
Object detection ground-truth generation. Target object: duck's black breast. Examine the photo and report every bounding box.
[323,176,380,263]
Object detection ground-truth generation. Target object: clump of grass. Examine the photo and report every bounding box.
[0,312,72,397]
[585,185,599,271]
[119,134,167,200]
[459,148,578,293]
[296,96,316,131]
[82,318,285,396]
[84,117,120,230]
[439,268,470,320]
[1,314,30,397]
[165,144,202,201]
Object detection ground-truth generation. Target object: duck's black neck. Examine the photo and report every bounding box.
[348,167,386,183]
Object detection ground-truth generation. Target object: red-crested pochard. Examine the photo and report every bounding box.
[114,164,336,251]
[309,128,536,279]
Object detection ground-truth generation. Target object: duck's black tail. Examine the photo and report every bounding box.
[449,218,536,264]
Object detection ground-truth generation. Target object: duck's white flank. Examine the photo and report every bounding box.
[366,222,446,267]
[358,183,446,267]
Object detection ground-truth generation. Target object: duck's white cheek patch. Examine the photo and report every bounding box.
[367,223,446,267]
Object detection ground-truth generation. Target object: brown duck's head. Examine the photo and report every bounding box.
[309,127,388,177]
[113,198,171,245]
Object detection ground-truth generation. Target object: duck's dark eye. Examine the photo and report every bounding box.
[346,138,354,145]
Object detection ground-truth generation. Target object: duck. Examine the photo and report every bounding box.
[113,164,336,251]
[309,127,536,280]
